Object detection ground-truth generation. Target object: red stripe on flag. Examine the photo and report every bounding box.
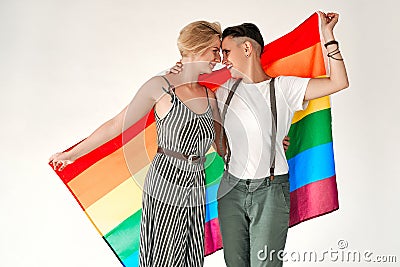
[198,68,231,91]
[289,175,339,227]
[204,218,223,256]
[262,13,320,66]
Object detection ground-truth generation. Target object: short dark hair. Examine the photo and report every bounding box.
[222,23,264,53]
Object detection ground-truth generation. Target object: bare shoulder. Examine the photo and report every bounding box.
[143,75,166,88]
[134,75,170,102]
[141,75,172,93]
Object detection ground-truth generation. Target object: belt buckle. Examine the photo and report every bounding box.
[188,155,196,165]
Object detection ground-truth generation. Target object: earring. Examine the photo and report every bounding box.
[246,54,249,57]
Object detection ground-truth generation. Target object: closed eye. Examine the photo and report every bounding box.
[222,49,230,55]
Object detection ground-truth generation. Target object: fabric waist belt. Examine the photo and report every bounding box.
[157,147,206,165]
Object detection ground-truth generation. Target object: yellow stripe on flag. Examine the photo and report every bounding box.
[68,149,132,209]
[292,96,331,124]
[85,178,143,235]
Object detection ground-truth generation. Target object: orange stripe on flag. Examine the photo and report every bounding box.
[67,149,132,209]
[68,123,157,209]
[265,43,325,78]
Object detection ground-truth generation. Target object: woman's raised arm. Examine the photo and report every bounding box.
[304,11,349,100]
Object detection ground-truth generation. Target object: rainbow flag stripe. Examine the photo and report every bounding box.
[50,12,339,266]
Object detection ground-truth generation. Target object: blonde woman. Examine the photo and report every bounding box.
[49,21,223,266]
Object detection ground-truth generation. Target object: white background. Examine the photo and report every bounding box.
[1,0,399,266]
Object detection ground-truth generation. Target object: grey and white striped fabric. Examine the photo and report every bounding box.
[139,76,215,267]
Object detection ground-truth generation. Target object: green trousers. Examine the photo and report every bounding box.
[217,172,290,267]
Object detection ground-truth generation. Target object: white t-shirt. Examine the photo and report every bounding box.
[215,76,310,179]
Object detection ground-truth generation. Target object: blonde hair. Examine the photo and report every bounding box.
[177,21,222,57]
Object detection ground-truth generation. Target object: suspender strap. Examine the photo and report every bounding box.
[269,78,277,180]
[219,79,242,171]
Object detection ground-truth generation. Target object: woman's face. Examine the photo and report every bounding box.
[221,36,247,78]
[193,36,221,73]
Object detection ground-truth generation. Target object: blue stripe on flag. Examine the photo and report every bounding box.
[122,250,139,267]
[288,142,336,192]
[205,200,218,223]
[205,183,218,203]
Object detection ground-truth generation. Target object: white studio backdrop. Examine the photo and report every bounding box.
[0,0,399,266]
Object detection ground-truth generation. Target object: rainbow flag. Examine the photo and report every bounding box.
[50,12,338,266]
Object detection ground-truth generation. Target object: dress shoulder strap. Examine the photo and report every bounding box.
[160,75,175,103]
[160,75,175,95]
[204,87,211,107]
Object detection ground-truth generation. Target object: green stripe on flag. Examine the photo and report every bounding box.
[286,108,333,160]
[104,210,141,261]
[204,152,224,187]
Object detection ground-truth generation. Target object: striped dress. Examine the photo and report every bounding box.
[139,76,215,267]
